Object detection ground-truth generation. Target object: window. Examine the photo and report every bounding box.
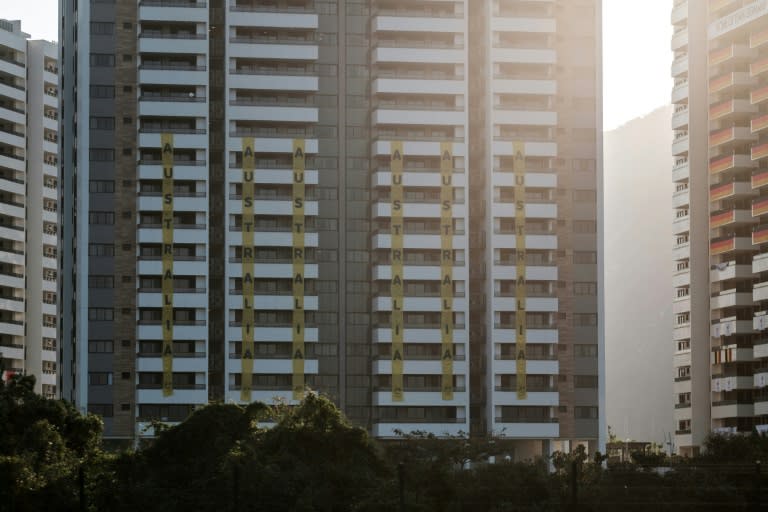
[573,189,596,201]
[574,282,597,295]
[573,313,597,326]
[90,22,114,35]
[89,211,115,225]
[87,404,114,417]
[574,406,598,419]
[574,344,598,358]
[88,275,114,288]
[88,372,112,386]
[89,148,114,161]
[89,85,114,98]
[677,366,690,379]
[88,244,114,256]
[573,251,597,264]
[89,180,115,193]
[88,340,114,353]
[88,308,114,321]
[90,53,115,67]
[573,128,596,142]
[138,404,194,422]
[574,375,598,388]
[573,221,596,233]
[573,159,596,172]
[89,117,115,130]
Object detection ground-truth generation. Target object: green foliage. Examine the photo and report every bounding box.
[0,374,104,512]
[629,449,667,469]
[6,381,768,511]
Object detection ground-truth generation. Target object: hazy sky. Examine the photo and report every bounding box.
[6,0,673,131]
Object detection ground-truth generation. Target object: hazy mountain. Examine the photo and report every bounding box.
[604,105,674,444]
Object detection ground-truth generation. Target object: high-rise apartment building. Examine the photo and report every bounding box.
[60,0,603,458]
[671,0,768,455]
[0,20,59,398]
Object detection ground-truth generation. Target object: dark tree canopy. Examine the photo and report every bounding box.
[3,379,768,511]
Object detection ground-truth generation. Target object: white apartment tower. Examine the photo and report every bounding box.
[0,20,59,398]
[671,0,768,455]
[60,0,602,458]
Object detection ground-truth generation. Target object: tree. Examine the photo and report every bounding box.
[110,393,389,511]
[0,374,103,512]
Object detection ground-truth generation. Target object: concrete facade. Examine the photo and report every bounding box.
[0,20,58,398]
[60,0,602,458]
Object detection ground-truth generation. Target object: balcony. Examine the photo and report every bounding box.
[671,55,688,77]
[753,141,768,161]
[755,280,768,302]
[673,268,690,288]
[711,401,753,420]
[711,376,753,392]
[673,214,690,234]
[671,0,687,25]
[755,252,768,274]
[754,196,768,217]
[709,43,752,67]
[710,208,755,229]
[712,99,759,123]
[711,234,753,255]
[671,81,689,104]
[490,420,559,439]
[225,9,318,30]
[709,72,754,94]
[372,46,465,66]
[711,261,752,282]
[672,188,689,208]
[752,85,768,105]
[671,27,688,50]
[671,133,689,156]
[752,27,768,49]
[709,126,756,148]
[713,345,751,365]
[709,153,756,175]
[710,288,753,309]
[712,316,754,337]
[756,311,768,330]
[752,56,768,78]
[755,369,768,388]
[373,15,465,34]
[671,106,689,130]
[753,113,768,134]
[711,180,754,201]
[754,170,768,192]
[373,422,468,439]
[754,225,768,246]
[672,159,689,182]
[672,240,690,261]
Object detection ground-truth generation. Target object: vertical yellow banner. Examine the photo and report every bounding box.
[161,133,174,397]
[513,142,527,399]
[240,138,255,402]
[292,139,306,400]
[390,141,404,402]
[440,143,454,401]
